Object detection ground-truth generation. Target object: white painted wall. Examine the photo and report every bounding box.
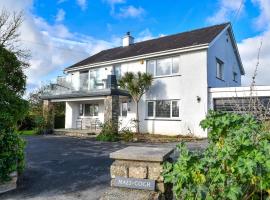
[207,29,242,87]
[65,101,80,128]
[62,29,246,138]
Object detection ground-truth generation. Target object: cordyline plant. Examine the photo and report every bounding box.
[163,111,270,200]
[118,72,153,133]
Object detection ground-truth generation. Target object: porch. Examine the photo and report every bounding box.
[41,75,130,132]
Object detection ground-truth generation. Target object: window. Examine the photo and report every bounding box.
[233,72,237,82]
[84,104,99,116]
[172,57,180,74]
[156,100,171,117]
[147,101,154,117]
[80,71,89,90]
[146,60,155,76]
[79,104,84,116]
[216,58,224,80]
[146,56,180,77]
[147,100,180,118]
[121,101,128,117]
[89,69,103,89]
[113,65,121,80]
[172,101,179,117]
[156,58,171,76]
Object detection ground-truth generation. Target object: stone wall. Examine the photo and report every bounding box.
[104,95,119,131]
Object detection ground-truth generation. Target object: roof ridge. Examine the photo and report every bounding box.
[101,22,230,52]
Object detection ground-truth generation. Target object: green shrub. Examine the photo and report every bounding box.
[119,128,134,142]
[96,120,119,142]
[96,133,119,142]
[163,111,270,200]
[0,129,26,182]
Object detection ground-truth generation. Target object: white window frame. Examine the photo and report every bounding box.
[146,100,180,119]
[80,103,99,117]
[146,56,180,78]
[119,100,128,117]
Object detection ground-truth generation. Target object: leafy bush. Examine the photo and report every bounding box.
[0,46,28,183]
[17,114,35,130]
[96,120,119,142]
[163,111,270,200]
[0,129,25,182]
[119,128,134,142]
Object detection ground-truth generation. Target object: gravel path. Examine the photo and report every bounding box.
[0,135,207,200]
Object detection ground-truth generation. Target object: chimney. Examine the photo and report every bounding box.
[122,32,134,47]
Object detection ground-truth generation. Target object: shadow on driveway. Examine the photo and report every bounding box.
[0,135,207,200]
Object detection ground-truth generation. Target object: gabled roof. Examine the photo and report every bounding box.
[66,23,230,70]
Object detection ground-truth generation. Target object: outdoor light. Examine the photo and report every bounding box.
[197,96,201,103]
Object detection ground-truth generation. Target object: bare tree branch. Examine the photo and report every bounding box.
[0,8,30,68]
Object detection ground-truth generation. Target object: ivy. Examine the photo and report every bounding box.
[163,111,270,200]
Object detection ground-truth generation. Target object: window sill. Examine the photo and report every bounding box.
[153,74,181,79]
[216,77,225,82]
[145,118,181,121]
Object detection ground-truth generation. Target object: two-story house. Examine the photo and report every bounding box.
[42,22,255,137]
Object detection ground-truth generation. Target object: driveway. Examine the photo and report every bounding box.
[0,135,207,200]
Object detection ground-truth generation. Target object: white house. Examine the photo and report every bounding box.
[41,22,270,138]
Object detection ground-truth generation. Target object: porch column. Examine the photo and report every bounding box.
[43,100,55,129]
[104,95,119,132]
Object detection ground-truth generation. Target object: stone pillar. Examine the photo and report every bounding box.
[43,100,55,130]
[104,95,119,132]
[100,146,174,200]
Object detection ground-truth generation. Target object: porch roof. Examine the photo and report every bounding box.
[41,88,130,100]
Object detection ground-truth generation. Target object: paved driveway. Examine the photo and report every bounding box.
[0,135,207,200]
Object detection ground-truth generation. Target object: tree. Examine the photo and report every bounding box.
[0,8,29,68]
[0,46,28,182]
[118,72,153,133]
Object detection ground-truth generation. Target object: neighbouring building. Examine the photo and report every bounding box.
[41,22,270,137]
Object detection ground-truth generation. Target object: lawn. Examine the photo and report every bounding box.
[17,130,36,136]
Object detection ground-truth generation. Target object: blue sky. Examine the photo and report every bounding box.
[0,0,270,93]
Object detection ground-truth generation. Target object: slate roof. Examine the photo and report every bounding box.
[66,23,230,69]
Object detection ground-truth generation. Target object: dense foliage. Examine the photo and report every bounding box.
[0,46,28,182]
[96,120,119,142]
[163,111,270,200]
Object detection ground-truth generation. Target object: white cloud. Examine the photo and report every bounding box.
[239,29,270,86]
[76,0,87,10]
[136,29,153,42]
[117,5,145,18]
[105,0,125,5]
[252,0,270,30]
[0,0,120,93]
[55,9,65,22]
[207,0,245,24]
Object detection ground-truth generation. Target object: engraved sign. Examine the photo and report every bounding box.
[113,176,155,191]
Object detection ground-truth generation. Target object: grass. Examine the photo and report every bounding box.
[16,130,36,136]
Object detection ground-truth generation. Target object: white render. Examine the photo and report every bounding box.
[48,24,270,138]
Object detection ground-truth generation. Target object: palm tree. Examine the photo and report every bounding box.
[118,72,153,133]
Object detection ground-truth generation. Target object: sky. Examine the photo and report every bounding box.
[0,0,270,94]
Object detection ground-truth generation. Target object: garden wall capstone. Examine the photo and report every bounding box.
[100,146,174,200]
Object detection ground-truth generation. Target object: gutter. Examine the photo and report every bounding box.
[64,43,209,72]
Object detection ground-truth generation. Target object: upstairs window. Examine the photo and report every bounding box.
[80,71,89,90]
[113,64,121,80]
[216,58,224,80]
[146,56,180,77]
